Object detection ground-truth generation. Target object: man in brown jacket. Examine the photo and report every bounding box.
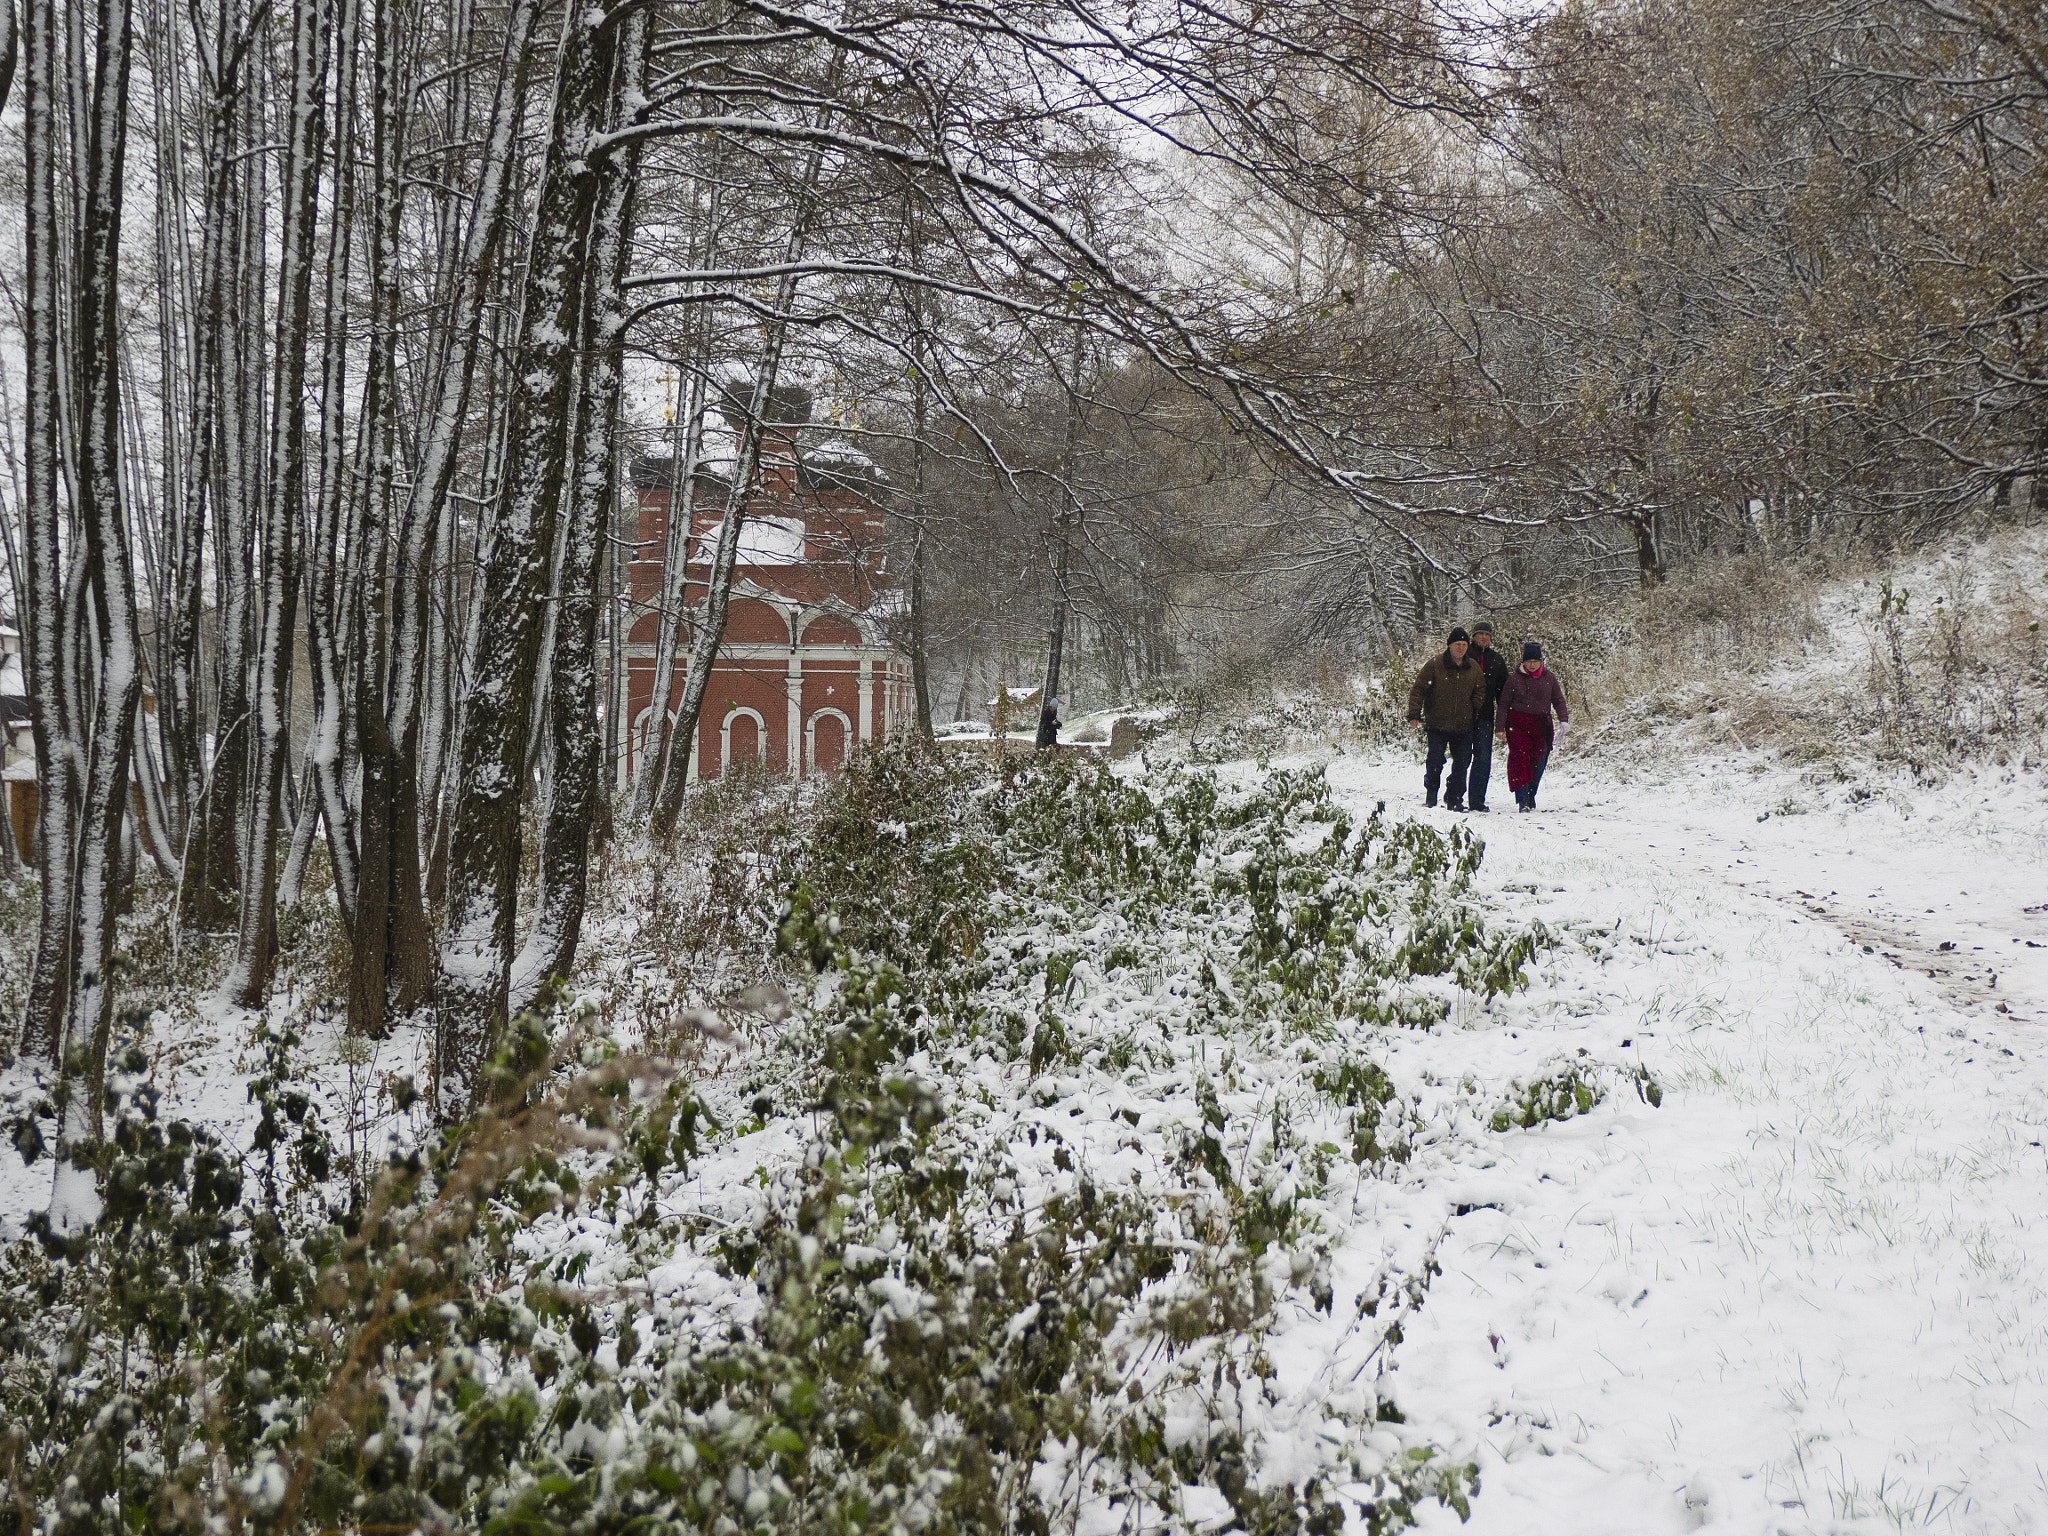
[1406,626,1487,810]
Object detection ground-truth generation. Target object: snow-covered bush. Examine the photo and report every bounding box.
[0,745,1563,1535]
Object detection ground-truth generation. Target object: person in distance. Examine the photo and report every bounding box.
[1467,620,1509,812]
[1498,641,1569,812]
[1406,626,1487,811]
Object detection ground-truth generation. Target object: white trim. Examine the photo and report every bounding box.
[785,654,803,779]
[795,607,866,644]
[805,707,853,775]
[858,655,873,743]
[624,641,895,663]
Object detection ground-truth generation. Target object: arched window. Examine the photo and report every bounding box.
[630,705,664,775]
[721,706,768,774]
[798,612,863,647]
[805,707,853,774]
[724,599,792,644]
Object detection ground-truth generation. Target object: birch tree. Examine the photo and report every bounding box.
[436,0,636,1108]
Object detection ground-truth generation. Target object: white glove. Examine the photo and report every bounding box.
[1554,720,1568,738]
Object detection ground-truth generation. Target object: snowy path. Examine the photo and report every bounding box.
[1313,746,2048,1535]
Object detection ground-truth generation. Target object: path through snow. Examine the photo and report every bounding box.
[1312,745,2048,1535]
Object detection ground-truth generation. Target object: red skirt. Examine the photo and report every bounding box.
[1504,710,1553,791]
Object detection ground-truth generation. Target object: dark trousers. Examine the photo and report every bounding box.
[1424,728,1472,807]
[1515,750,1550,808]
[1468,723,1494,808]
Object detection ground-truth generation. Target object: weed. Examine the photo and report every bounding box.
[1489,1062,1605,1132]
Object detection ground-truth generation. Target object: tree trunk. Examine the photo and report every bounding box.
[907,298,935,742]
[307,0,365,947]
[1631,510,1665,587]
[510,6,647,1014]
[67,0,147,1138]
[634,283,718,815]
[648,328,799,838]
[374,0,540,1027]
[437,5,622,1113]
[17,0,76,1062]
[150,0,244,873]
[229,0,329,1007]
[1036,335,1085,750]
[191,72,265,934]
[648,101,842,832]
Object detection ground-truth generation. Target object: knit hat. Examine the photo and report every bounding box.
[1447,626,1471,645]
[1521,641,1543,661]
[1472,620,1494,636]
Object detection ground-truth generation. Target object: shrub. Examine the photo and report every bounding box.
[0,745,1553,1535]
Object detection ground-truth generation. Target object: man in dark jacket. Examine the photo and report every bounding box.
[1467,621,1509,813]
[1406,626,1487,810]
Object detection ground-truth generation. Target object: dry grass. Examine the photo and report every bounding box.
[1506,552,1831,729]
[581,764,810,1064]
[1246,527,2048,779]
[1505,530,2048,775]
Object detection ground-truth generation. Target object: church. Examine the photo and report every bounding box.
[622,400,914,782]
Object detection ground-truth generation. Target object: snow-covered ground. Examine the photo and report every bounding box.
[1310,742,2048,1535]
[628,730,2048,1535]
[7,735,2047,1534]
[4,529,2046,1534]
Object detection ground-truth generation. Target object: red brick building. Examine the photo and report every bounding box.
[623,426,913,782]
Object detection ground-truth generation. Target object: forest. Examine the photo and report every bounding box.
[0,0,2043,1530]
[4,0,2044,1118]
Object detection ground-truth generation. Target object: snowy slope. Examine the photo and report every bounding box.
[1314,745,2048,1535]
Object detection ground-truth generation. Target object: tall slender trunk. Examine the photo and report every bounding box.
[649,95,841,833]
[437,5,623,1112]
[909,521,932,739]
[346,0,413,1035]
[634,359,711,813]
[635,159,725,815]
[906,264,935,741]
[511,14,647,1011]
[307,0,364,941]
[18,0,75,1062]
[368,0,540,1026]
[648,323,798,838]
[1036,332,1085,749]
[193,65,262,932]
[0,0,16,116]
[144,0,212,856]
[67,0,146,1139]
[229,0,330,1006]
[604,434,626,807]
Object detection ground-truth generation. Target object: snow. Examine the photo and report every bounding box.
[725,515,805,565]
[1307,746,2048,1534]
[605,724,2036,1531]
[6,541,2048,1532]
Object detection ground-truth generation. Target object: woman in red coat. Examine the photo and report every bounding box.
[1496,642,1569,812]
